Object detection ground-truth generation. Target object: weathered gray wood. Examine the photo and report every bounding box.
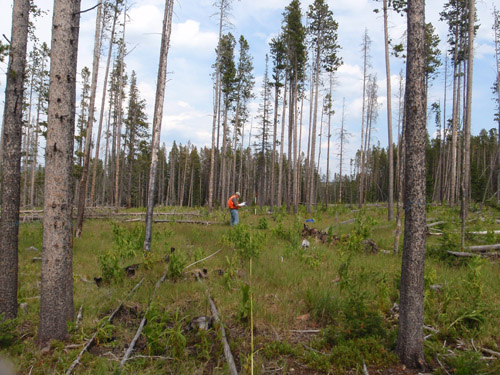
[144,0,174,251]
[208,294,238,375]
[65,277,144,375]
[465,244,500,252]
[120,274,167,366]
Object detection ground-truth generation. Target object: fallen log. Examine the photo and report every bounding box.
[120,273,167,366]
[208,294,238,375]
[447,251,478,257]
[481,347,500,358]
[464,244,500,253]
[427,221,446,228]
[124,219,215,225]
[468,230,500,235]
[65,278,144,375]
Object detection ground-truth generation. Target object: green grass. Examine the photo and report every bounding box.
[2,205,500,374]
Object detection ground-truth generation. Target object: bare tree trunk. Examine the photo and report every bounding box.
[449,21,460,207]
[277,77,287,207]
[102,103,112,205]
[394,70,405,253]
[90,0,119,207]
[339,97,345,203]
[144,0,173,252]
[494,10,500,204]
[359,29,369,207]
[308,53,321,213]
[39,0,81,345]
[0,0,30,320]
[383,0,394,220]
[115,6,126,211]
[396,0,427,367]
[461,0,475,248]
[76,3,103,237]
[271,80,279,208]
[292,70,299,213]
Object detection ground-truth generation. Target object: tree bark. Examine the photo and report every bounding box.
[0,0,30,320]
[39,0,81,345]
[396,0,427,367]
[144,0,173,252]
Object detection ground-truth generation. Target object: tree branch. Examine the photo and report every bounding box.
[75,2,101,15]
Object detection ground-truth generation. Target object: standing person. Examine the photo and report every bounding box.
[227,192,246,227]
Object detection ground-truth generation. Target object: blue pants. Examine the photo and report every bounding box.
[230,209,239,227]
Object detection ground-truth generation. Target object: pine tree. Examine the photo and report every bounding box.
[39,0,81,345]
[0,0,30,321]
[124,71,149,208]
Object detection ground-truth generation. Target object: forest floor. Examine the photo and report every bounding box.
[2,203,500,374]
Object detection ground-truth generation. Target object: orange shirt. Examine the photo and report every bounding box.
[227,195,239,209]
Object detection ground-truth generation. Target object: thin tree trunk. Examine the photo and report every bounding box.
[383,0,394,220]
[461,0,475,248]
[339,97,345,203]
[359,29,369,207]
[90,0,119,207]
[277,77,287,207]
[115,6,126,211]
[144,0,173,252]
[39,0,81,344]
[308,52,321,213]
[0,0,30,320]
[271,78,279,208]
[76,3,103,237]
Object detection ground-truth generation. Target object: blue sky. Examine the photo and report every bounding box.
[1,0,499,176]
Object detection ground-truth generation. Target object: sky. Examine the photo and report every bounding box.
[0,0,499,177]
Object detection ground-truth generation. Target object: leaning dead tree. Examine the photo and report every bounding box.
[144,0,174,252]
[75,1,103,238]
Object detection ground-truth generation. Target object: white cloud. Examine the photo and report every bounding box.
[171,20,218,52]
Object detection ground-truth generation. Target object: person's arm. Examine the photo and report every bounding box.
[232,196,239,208]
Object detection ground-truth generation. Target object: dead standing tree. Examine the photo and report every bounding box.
[0,0,30,320]
[75,1,103,237]
[144,0,174,252]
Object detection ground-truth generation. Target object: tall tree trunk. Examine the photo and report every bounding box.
[271,80,280,208]
[449,20,460,207]
[144,0,173,252]
[359,29,369,207]
[208,0,229,211]
[0,0,30,320]
[383,0,394,220]
[461,0,475,248]
[277,77,287,207]
[90,0,119,207]
[102,103,113,205]
[339,97,345,203]
[292,69,299,213]
[308,52,321,213]
[115,7,126,210]
[75,1,103,221]
[396,0,427,367]
[39,0,81,344]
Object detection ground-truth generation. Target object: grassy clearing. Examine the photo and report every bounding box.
[2,204,500,374]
